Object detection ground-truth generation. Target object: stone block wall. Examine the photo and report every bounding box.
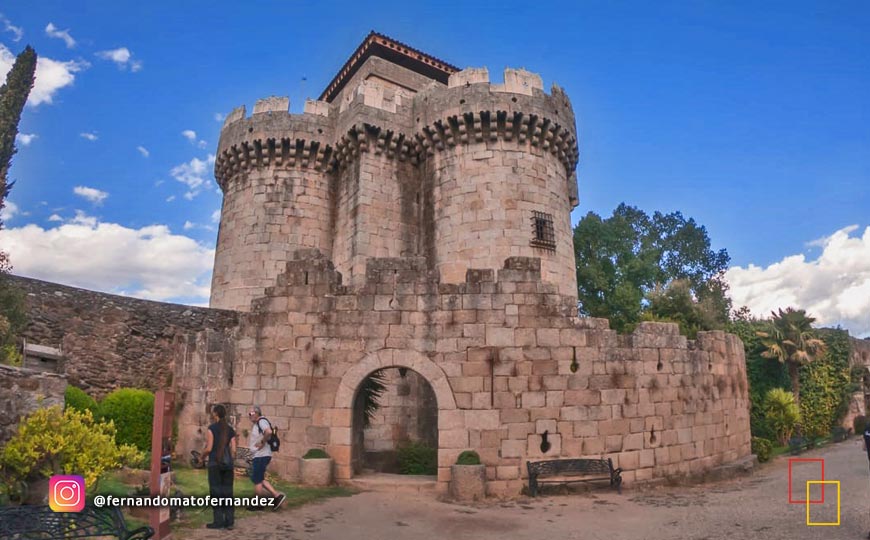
[0,364,66,444]
[11,275,238,398]
[175,250,751,496]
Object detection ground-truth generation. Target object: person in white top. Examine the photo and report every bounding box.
[247,405,285,510]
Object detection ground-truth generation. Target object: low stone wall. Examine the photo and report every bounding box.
[0,364,66,444]
[176,251,751,496]
[10,275,239,398]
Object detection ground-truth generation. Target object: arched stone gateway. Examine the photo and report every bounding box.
[331,350,458,491]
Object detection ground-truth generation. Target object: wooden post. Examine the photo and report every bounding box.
[149,390,174,540]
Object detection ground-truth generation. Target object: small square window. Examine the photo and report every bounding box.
[530,211,556,251]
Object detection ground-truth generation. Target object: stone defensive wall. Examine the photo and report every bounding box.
[176,250,752,497]
[9,275,239,397]
[210,66,582,312]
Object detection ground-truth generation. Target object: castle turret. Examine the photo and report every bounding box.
[211,98,335,311]
[413,68,579,297]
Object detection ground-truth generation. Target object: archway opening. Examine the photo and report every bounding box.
[351,367,438,475]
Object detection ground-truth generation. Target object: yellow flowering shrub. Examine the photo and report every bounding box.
[0,406,143,498]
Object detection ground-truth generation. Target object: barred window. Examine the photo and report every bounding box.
[530,211,556,251]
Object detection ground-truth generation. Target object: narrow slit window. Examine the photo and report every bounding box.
[530,211,556,251]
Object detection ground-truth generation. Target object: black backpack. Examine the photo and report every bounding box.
[257,417,281,452]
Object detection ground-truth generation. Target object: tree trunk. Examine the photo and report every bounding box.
[788,362,801,409]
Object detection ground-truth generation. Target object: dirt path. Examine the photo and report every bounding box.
[182,439,870,540]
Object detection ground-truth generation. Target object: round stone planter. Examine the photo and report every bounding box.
[449,464,486,501]
[300,457,334,486]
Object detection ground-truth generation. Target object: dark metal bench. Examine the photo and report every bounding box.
[0,503,153,539]
[527,458,622,496]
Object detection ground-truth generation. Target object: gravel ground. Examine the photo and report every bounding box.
[183,438,870,540]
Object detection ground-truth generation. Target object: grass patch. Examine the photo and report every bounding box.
[97,466,353,531]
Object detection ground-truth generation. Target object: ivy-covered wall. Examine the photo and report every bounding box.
[729,320,856,442]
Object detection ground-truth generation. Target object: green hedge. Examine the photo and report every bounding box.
[303,448,329,459]
[65,386,98,415]
[397,441,437,475]
[98,388,154,453]
[751,437,773,463]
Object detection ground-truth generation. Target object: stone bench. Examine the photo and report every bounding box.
[526,458,622,496]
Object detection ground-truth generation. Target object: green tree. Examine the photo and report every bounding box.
[763,388,800,445]
[574,203,730,333]
[0,276,26,364]
[0,46,36,364]
[757,308,827,408]
[0,45,37,248]
[645,279,723,338]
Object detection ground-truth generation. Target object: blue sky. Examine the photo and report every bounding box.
[0,2,868,335]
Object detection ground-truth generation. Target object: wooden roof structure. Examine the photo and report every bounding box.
[319,31,459,103]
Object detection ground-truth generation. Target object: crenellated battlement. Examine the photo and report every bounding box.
[210,35,583,311]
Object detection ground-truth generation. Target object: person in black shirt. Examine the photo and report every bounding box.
[202,404,236,530]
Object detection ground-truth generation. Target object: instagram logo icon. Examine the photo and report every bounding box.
[49,475,85,512]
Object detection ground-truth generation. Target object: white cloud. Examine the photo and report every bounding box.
[16,133,37,146]
[214,112,225,122]
[1,201,19,222]
[727,224,870,338]
[0,43,88,107]
[73,186,109,205]
[211,209,221,223]
[96,47,142,72]
[181,130,207,148]
[45,22,76,48]
[182,220,215,232]
[166,195,176,202]
[137,145,150,157]
[0,215,214,303]
[0,13,22,42]
[170,154,215,199]
[48,214,63,222]
[80,132,98,141]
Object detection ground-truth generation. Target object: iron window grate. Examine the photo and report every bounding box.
[530,211,556,251]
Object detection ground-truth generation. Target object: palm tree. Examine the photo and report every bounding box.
[756,308,827,408]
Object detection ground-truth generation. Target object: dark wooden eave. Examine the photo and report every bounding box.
[319,31,459,103]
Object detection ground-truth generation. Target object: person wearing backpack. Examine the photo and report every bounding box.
[202,404,236,529]
[247,405,286,510]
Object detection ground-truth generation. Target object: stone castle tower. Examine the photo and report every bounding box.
[174,32,751,496]
[210,32,580,311]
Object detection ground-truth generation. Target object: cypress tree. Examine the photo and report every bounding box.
[0,45,37,225]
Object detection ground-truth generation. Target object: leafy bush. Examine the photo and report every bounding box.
[98,388,154,452]
[854,415,867,436]
[0,278,26,365]
[455,450,481,465]
[302,448,330,459]
[65,386,98,415]
[397,441,437,475]
[751,437,774,463]
[0,406,142,498]
[764,388,800,445]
